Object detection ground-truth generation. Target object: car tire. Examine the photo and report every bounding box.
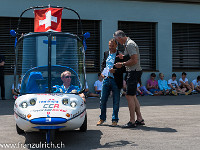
[80,113,87,132]
[16,124,25,134]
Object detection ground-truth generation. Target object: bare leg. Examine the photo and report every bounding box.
[179,88,187,94]
[196,87,200,92]
[158,91,163,95]
[125,95,136,123]
[185,84,192,91]
[126,95,143,123]
[190,83,195,91]
[88,93,100,97]
[134,96,143,121]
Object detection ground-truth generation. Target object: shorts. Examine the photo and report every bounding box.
[126,71,142,96]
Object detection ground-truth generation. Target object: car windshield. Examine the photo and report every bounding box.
[15,33,85,94]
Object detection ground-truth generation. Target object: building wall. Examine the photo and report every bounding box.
[1,0,200,99]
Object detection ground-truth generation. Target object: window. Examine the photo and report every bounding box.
[0,17,100,74]
[118,21,156,71]
[172,23,200,71]
[62,19,100,73]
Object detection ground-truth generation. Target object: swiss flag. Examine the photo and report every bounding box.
[34,8,63,32]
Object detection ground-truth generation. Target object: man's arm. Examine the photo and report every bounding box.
[112,53,126,75]
[115,54,138,68]
[168,80,174,90]
[94,86,101,92]
[169,84,174,89]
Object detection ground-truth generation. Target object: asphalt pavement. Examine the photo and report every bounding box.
[0,94,200,150]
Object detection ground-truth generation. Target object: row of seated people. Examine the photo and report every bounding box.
[12,71,199,99]
[122,72,200,96]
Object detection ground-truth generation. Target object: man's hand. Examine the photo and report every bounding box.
[100,73,105,78]
[116,53,124,59]
[115,62,123,68]
[0,61,5,66]
[109,68,116,73]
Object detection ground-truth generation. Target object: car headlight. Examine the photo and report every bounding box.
[62,98,69,105]
[21,102,28,108]
[30,99,36,106]
[70,101,77,108]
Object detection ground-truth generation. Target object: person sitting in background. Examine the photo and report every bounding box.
[168,73,186,96]
[179,72,192,95]
[147,73,162,96]
[11,76,22,100]
[94,73,103,95]
[137,78,153,96]
[84,82,100,98]
[190,76,200,93]
[158,73,171,96]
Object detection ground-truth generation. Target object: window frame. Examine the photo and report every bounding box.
[172,23,200,72]
[118,21,157,71]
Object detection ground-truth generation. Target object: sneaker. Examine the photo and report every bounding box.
[122,122,136,128]
[172,91,177,96]
[185,90,192,95]
[111,121,118,126]
[96,119,104,126]
[148,92,154,96]
[153,93,158,96]
[163,90,166,96]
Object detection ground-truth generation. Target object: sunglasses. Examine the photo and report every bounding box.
[64,76,71,79]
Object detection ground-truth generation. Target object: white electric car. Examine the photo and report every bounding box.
[11,6,89,143]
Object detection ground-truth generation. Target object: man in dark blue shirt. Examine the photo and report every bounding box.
[0,54,5,100]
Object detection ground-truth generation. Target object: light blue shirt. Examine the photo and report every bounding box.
[158,80,170,91]
[54,85,80,93]
[106,51,116,78]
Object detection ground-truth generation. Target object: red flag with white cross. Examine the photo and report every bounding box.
[34,8,63,32]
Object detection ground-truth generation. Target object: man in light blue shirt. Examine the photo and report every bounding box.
[97,39,125,126]
[158,73,171,95]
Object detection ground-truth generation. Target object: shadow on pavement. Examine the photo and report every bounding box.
[100,140,138,148]
[137,126,177,132]
[23,130,102,150]
[99,124,177,133]
[22,130,140,150]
